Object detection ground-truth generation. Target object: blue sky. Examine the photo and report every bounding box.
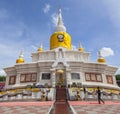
[0,0,120,75]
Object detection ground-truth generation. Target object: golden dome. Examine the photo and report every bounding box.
[97,58,106,63]
[16,49,25,64]
[78,43,84,52]
[37,48,43,52]
[78,47,84,52]
[50,8,72,50]
[97,50,106,63]
[16,58,24,64]
[50,31,72,50]
[37,43,43,52]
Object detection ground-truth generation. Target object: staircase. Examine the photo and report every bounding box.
[56,87,66,101]
[52,87,71,114]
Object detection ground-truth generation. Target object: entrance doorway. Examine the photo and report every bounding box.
[56,69,65,87]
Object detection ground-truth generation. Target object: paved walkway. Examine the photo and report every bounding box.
[0,101,120,114]
[69,101,120,114]
[52,87,70,114]
[0,101,54,114]
[52,101,70,114]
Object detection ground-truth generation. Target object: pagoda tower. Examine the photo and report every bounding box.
[50,8,72,50]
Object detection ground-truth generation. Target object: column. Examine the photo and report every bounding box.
[16,74,20,85]
[50,68,56,87]
[66,68,71,87]
[112,75,117,85]
[5,76,9,88]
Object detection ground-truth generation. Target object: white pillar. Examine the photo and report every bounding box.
[50,69,56,87]
[66,68,71,87]
[113,75,117,85]
[16,74,20,84]
[5,76,9,88]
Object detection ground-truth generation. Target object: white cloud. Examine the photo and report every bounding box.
[0,69,6,76]
[51,13,58,26]
[43,4,51,13]
[100,47,114,57]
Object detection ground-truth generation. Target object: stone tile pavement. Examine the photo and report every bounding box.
[0,101,54,114]
[69,101,120,114]
[1,101,120,114]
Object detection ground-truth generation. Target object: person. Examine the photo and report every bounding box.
[83,87,86,101]
[76,91,81,101]
[41,91,46,101]
[97,87,105,104]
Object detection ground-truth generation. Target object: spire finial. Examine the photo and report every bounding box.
[37,42,43,52]
[97,50,106,63]
[40,42,43,48]
[79,42,82,48]
[19,49,24,58]
[98,50,102,58]
[59,8,62,14]
[55,8,66,32]
[16,49,25,64]
[78,42,84,52]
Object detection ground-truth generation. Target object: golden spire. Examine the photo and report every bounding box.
[50,8,72,50]
[78,42,84,52]
[37,43,43,52]
[97,50,106,63]
[16,49,25,64]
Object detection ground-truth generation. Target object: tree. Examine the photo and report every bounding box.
[0,76,6,82]
[115,74,120,80]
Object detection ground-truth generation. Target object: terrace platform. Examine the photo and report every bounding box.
[69,101,120,114]
[0,101,120,114]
